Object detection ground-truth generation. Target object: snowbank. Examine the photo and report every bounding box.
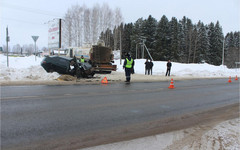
[0,55,59,81]
[113,59,239,77]
[0,54,239,82]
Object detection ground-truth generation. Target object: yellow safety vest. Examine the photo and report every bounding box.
[80,58,85,63]
[125,58,133,68]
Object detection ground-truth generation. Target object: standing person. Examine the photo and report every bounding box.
[165,60,172,76]
[80,55,85,63]
[149,59,153,75]
[123,53,135,82]
[145,59,150,75]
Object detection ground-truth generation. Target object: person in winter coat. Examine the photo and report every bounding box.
[123,53,135,82]
[145,59,151,75]
[149,60,153,75]
[165,60,172,76]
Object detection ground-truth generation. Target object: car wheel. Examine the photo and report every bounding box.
[76,68,82,78]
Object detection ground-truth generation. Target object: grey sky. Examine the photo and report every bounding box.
[0,0,239,48]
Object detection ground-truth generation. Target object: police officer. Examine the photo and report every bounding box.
[80,55,85,63]
[123,53,134,82]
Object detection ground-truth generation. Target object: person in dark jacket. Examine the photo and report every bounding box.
[145,59,151,75]
[123,53,135,82]
[149,60,153,75]
[165,60,172,76]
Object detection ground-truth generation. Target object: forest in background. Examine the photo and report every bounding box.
[100,15,239,68]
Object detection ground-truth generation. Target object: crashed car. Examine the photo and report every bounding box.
[41,56,95,78]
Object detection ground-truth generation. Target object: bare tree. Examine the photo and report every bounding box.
[22,44,34,55]
[101,3,113,46]
[62,3,123,47]
[91,4,100,44]
[84,8,91,44]
[113,7,123,50]
[63,9,74,47]
[12,44,21,54]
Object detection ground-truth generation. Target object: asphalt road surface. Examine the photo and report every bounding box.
[1,79,239,150]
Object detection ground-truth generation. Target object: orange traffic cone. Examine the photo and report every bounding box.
[228,76,232,83]
[235,75,238,81]
[168,78,175,89]
[101,77,108,84]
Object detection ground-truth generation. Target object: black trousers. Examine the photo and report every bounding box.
[145,68,150,75]
[125,68,132,81]
[150,68,152,75]
[166,68,171,76]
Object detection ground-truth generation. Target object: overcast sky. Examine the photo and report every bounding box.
[0,0,239,48]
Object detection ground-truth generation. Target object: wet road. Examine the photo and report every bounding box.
[1,79,239,150]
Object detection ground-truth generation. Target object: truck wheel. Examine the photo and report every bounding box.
[104,71,111,74]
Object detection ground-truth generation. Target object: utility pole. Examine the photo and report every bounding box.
[58,19,62,56]
[136,43,138,59]
[120,29,122,65]
[222,36,225,66]
[6,26,9,67]
[140,38,153,61]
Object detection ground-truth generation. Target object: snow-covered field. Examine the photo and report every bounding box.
[0,53,239,150]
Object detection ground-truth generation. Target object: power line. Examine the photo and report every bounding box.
[0,2,64,18]
[0,17,46,26]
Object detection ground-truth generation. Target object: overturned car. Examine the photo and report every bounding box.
[41,56,95,78]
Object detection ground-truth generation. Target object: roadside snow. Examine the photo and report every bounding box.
[113,59,238,78]
[81,118,240,150]
[1,54,239,81]
[0,55,59,81]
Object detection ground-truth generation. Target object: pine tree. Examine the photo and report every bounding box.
[178,16,188,63]
[154,15,170,60]
[141,15,157,59]
[178,19,185,63]
[186,18,194,63]
[130,18,145,58]
[207,22,216,64]
[214,21,224,65]
[233,31,240,48]
[198,23,209,63]
[169,17,179,61]
[207,21,224,65]
[122,23,133,55]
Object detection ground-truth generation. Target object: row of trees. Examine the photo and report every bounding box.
[100,15,239,67]
[1,44,47,55]
[62,3,123,49]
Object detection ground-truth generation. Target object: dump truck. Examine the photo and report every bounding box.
[66,43,117,73]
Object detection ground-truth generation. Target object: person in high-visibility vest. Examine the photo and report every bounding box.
[123,53,135,82]
[80,55,85,63]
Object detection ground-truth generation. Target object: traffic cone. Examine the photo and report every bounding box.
[235,75,238,81]
[228,76,232,83]
[101,77,108,84]
[168,78,175,89]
